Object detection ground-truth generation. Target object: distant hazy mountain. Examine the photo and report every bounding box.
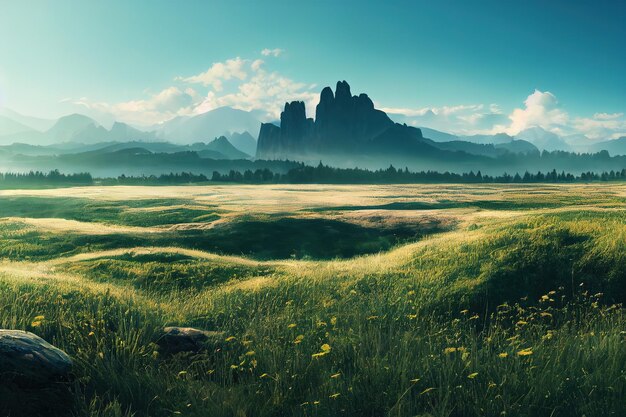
[515,127,571,151]
[156,107,262,143]
[495,140,539,155]
[0,114,159,145]
[420,127,459,142]
[228,131,257,155]
[107,122,157,142]
[0,115,35,137]
[199,136,250,159]
[427,138,538,158]
[462,133,516,145]
[46,114,109,143]
[589,137,626,156]
[0,108,55,131]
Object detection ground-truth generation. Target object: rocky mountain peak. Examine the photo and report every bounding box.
[256,81,413,159]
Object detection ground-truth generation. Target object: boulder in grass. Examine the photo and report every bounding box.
[157,326,224,354]
[0,329,73,387]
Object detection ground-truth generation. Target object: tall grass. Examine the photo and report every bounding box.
[0,184,624,416]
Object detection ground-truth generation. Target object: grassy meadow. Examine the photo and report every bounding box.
[0,184,624,417]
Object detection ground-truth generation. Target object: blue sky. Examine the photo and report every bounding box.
[0,0,624,138]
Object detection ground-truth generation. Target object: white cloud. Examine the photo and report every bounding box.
[571,114,626,140]
[381,103,507,135]
[593,112,623,121]
[194,68,318,119]
[505,90,569,135]
[67,54,319,125]
[382,90,626,141]
[261,48,284,57]
[494,91,625,139]
[251,59,264,72]
[176,57,248,91]
[69,86,201,126]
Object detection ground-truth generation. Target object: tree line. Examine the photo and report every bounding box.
[3,165,626,187]
[0,170,92,186]
[209,163,626,184]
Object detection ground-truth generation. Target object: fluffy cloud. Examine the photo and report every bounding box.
[381,103,508,135]
[497,91,626,139]
[386,90,625,141]
[571,114,626,140]
[503,90,569,135]
[193,67,318,119]
[68,86,201,126]
[176,57,248,91]
[593,112,623,121]
[261,48,284,57]
[69,52,317,125]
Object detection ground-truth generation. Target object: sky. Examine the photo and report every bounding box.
[0,0,624,138]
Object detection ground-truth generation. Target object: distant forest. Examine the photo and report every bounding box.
[4,164,626,188]
[0,170,93,187]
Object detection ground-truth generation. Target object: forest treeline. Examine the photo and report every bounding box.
[3,165,626,187]
[209,163,626,184]
[0,170,93,186]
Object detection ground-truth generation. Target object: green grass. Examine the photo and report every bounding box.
[0,215,446,261]
[0,184,624,417]
[0,196,219,227]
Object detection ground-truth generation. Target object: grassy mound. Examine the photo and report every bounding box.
[0,184,624,416]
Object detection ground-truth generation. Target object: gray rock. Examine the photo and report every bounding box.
[0,329,73,386]
[157,326,224,354]
[256,80,400,159]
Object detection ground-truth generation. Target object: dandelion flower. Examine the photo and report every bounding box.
[467,372,479,379]
[517,348,533,356]
[498,352,508,358]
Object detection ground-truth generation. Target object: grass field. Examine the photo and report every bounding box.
[0,184,624,417]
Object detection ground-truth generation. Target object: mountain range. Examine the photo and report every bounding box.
[0,107,261,157]
[256,81,542,164]
[1,81,626,166]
